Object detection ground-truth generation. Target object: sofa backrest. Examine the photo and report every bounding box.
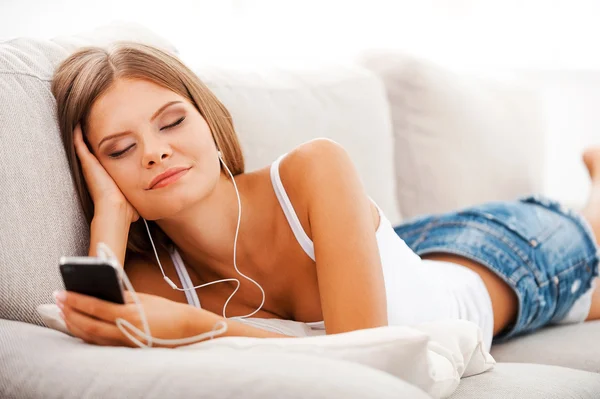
[361,51,546,219]
[195,64,401,222]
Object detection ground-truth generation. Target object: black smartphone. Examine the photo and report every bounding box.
[59,256,126,304]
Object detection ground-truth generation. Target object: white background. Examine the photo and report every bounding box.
[2,0,600,208]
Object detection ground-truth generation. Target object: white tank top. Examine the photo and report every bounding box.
[169,153,495,352]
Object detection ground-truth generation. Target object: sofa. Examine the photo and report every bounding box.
[1,22,600,398]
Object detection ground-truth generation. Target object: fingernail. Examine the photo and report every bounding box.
[58,310,65,319]
[53,290,66,302]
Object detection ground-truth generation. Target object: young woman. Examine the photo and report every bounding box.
[50,41,600,351]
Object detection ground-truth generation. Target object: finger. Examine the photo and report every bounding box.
[64,319,117,346]
[123,290,146,304]
[72,123,85,154]
[73,123,96,161]
[62,304,129,346]
[63,312,121,347]
[62,290,124,323]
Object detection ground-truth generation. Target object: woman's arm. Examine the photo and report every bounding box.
[186,139,389,339]
[283,139,389,334]
[57,289,292,348]
[89,203,132,265]
[184,306,293,339]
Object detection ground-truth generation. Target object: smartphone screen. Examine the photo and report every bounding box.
[59,258,125,304]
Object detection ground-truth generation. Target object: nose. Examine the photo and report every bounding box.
[141,133,173,167]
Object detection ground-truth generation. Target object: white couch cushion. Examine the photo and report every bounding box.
[38,301,495,399]
[180,318,495,399]
[360,51,546,219]
[38,300,494,399]
[449,362,600,399]
[194,64,402,225]
[490,320,600,373]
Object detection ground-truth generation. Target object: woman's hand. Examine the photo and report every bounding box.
[54,290,199,348]
[73,123,139,223]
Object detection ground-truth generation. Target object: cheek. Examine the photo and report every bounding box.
[186,113,214,146]
[106,166,140,199]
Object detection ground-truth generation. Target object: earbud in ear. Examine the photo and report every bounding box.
[218,151,223,158]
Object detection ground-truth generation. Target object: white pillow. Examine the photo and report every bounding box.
[179,318,495,399]
[37,304,495,398]
[359,51,546,219]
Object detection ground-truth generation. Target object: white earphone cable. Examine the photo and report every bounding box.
[95,150,266,348]
[142,151,266,320]
[96,242,228,348]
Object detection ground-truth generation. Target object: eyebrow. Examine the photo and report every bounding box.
[97,100,183,150]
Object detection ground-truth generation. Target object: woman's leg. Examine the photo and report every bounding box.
[578,148,600,321]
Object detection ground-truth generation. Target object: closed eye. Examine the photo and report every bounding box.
[109,116,186,159]
[109,144,135,159]
[161,116,185,130]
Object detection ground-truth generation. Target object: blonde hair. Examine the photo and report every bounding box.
[51,41,245,262]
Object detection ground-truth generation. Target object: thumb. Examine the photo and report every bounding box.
[123,290,138,304]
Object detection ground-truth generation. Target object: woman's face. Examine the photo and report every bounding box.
[86,78,221,220]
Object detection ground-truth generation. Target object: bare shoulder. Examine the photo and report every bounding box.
[278,138,379,229]
[279,138,356,192]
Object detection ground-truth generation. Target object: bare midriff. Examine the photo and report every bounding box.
[420,252,519,336]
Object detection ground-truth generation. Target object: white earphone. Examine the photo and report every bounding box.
[98,148,266,348]
[97,242,228,348]
[142,148,266,320]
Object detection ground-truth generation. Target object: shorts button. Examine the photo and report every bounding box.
[571,279,581,293]
[553,276,560,285]
[530,239,538,247]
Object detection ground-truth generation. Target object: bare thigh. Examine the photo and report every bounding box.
[421,252,519,336]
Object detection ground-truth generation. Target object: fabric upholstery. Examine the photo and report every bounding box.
[449,362,600,399]
[4,319,599,399]
[194,64,402,224]
[359,51,546,219]
[490,320,600,373]
[0,319,429,399]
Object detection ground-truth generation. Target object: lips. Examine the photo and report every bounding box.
[147,166,191,190]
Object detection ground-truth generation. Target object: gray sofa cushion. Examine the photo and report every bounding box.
[490,320,600,372]
[4,319,600,399]
[449,362,600,399]
[0,319,429,399]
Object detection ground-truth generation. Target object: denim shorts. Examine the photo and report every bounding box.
[393,195,599,343]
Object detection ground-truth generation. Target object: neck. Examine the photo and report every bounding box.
[155,170,273,281]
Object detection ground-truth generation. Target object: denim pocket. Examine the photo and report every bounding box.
[458,201,564,248]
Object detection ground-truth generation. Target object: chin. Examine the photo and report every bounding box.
[138,187,203,221]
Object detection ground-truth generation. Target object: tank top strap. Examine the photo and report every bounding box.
[270,153,316,261]
[169,247,202,308]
